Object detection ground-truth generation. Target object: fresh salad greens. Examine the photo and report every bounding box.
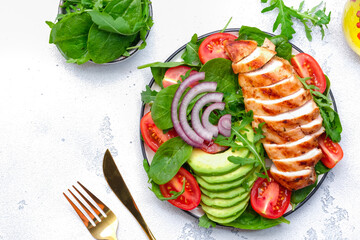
[297,76,342,142]
[261,0,331,41]
[46,0,153,64]
[140,25,341,230]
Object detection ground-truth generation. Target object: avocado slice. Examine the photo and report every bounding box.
[200,196,250,218]
[199,163,254,184]
[206,204,248,224]
[201,192,250,208]
[196,169,255,192]
[188,124,254,176]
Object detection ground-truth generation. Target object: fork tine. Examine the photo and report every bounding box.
[63,192,92,228]
[68,189,98,224]
[73,185,102,217]
[77,181,110,213]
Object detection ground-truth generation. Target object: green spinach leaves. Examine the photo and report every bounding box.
[47,0,153,64]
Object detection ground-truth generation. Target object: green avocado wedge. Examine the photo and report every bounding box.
[188,124,254,176]
[201,192,250,208]
[200,185,247,199]
[196,169,255,192]
[206,204,249,224]
[200,196,250,218]
[199,163,254,184]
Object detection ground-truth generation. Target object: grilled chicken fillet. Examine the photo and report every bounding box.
[224,39,324,190]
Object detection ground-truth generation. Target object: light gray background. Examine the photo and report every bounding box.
[0,0,359,239]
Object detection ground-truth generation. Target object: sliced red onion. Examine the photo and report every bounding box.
[218,114,232,137]
[171,72,206,147]
[179,82,218,145]
[202,102,225,137]
[191,92,224,141]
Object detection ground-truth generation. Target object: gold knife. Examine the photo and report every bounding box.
[103,149,156,240]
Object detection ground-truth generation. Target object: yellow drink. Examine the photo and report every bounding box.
[343,0,360,55]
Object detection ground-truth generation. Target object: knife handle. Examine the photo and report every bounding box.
[125,200,156,240]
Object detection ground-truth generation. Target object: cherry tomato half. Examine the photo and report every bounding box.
[318,133,344,168]
[159,167,201,210]
[140,111,177,152]
[250,171,291,219]
[198,33,237,64]
[291,53,327,93]
[162,66,198,88]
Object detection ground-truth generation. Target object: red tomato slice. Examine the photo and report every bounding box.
[250,171,291,219]
[201,141,229,154]
[163,66,198,88]
[159,167,201,210]
[140,111,177,152]
[318,133,344,168]
[291,53,327,93]
[198,33,237,64]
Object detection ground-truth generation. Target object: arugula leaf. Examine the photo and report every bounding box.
[222,205,289,230]
[181,34,202,67]
[297,76,342,142]
[198,215,216,228]
[148,137,193,185]
[261,0,331,41]
[141,85,158,104]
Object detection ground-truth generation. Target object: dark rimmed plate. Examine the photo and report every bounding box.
[140,28,337,224]
[57,0,153,64]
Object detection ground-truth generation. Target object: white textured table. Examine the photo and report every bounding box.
[0,0,359,239]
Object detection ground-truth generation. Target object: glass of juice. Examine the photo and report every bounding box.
[343,0,360,56]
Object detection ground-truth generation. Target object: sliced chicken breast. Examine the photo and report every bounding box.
[273,148,323,172]
[263,127,325,159]
[270,164,316,191]
[245,88,312,116]
[224,40,258,63]
[262,115,323,144]
[242,75,303,100]
[238,57,293,88]
[253,100,320,132]
[232,47,276,74]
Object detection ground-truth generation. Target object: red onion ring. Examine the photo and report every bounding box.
[218,114,232,137]
[202,102,225,137]
[191,93,224,141]
[179,82,218,145]
[171,72,205,147]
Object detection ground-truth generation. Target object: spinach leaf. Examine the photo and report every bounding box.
[291,178,317,209]
[268,35,292,61]
[149,137,193,185]
[150,84,179,130]
[141,85,158,104]
[87,24,138,63]
[222,205,290,230]
[324,74,331,97]
[143,159,186,200]
[181,34,201,67]
[49,12,93,63]
[198,215,216,228]
[315,161,331,175]
[200,58,238,94]
[238,26,271,44]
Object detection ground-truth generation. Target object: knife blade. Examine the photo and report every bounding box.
[103,149,156,240]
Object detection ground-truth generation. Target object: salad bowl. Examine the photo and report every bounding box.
[139,28,338,226]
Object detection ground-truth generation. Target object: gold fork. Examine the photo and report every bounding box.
[64,182,118,240]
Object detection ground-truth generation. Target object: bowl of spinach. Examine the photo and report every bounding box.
[46,0,153,64]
